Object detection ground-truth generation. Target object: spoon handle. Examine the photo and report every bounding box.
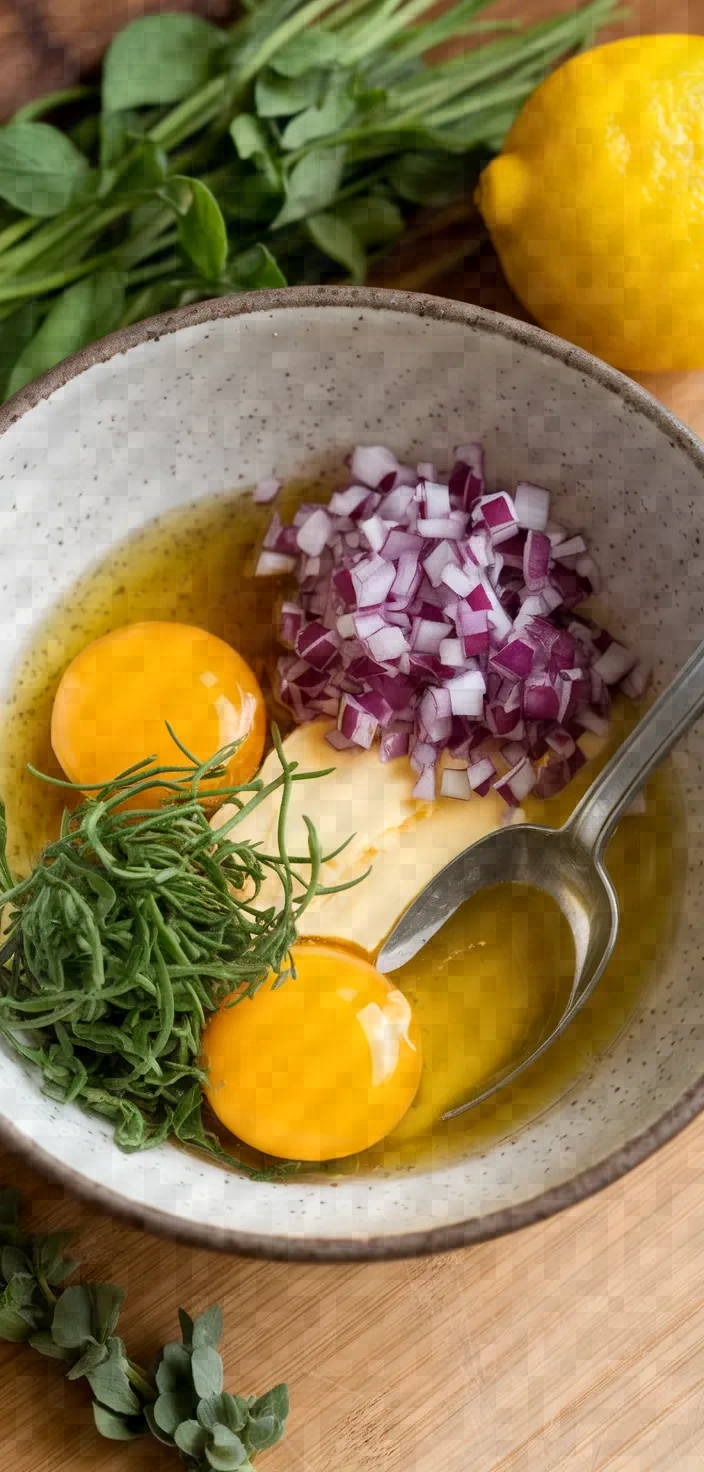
[567,637,704,856]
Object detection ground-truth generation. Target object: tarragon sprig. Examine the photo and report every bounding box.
[0,1187,287,1466]
[0,727,358,1176]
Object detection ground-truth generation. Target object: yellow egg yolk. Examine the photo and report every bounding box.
[202,943,422,1162]
[51,621,266,807]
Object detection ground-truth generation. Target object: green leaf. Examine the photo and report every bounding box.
[280,89,355,151]
[67,1340,109,1380]
[178,1308,194,1348]
[0,121,87,217]
[103,14,225,113]
[198,1393,248,1435]
[33,1230,79,1287]
[229,244,286,291]
[338,195,403,248]
[250,1384,289,1423]
[92,1284,125,1343]
[116,139,168,193]
[154,1388,196,1436]
[175,1419,209,1456]
[1,1245,28,1280]
[6,272,126,399]
[156,1339,192,1394]
[29,1330,73,1360]
[246,1413,279,1450]
[87,1336,141,1415]
[272,147,345,228]
[229,116,280,189]
[192,1305,223,1350]
[387,150,477,207]
[205,1424,248,1471]
[270,31,338,77]
[244,1385,288,1452]
[92,1402,143,1441]
[51,1284,95,1349]
[145,1402,178,1448]
[191,1343,224,1399]
[0,1305,34,1342]
[168,176,228,281]
[306,212,365,283]
[255,70,322,118]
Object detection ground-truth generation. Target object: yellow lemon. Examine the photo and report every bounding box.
[476,35,704,372]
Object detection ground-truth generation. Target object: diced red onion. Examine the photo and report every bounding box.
[554,535,587,562]
[366,625,410,663]
[546,726,576,758]
[297,507,332,557]
[574,708,610,737]
[592,641,636,686]
[501,740,527,767]
[423,539,460,588]
[412,766,436,800]
[495,756,537,808]
[523,530,552,591]
[256,550,296,577]
[468,755,496,795]
[351,554,396,609]
[474,493,518,546]
[446,669,485,717]
[268,439,630,801]
[350,446,402,489]
[620,659,652,700]
[515,482,550,531]
[441,767,471,800]
[338,693,379,749]
[380,726,411,762]
[417,514,466,540]
[421,482,451,518]
[254,477,281,504]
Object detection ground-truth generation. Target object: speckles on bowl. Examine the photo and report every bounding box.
[0,289,702,1259]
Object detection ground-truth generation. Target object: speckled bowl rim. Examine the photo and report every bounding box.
[1,284,703,1262]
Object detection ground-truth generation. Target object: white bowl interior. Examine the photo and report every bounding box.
[0,300,702,1253]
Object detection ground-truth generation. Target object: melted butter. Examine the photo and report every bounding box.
[0,492,683,1174]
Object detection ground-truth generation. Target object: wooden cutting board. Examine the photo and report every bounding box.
[2,2,704,1469]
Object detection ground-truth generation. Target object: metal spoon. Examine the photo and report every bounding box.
[377,638,704,1118]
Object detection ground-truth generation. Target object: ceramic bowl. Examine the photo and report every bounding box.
[0,286,702,1261]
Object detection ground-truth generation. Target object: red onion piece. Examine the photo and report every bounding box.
[412,766,436,800]
[254,477,281,504]
[441,768,471,800]
[256,550,296,577]
[267,439,630,801]
[515,482,550,531]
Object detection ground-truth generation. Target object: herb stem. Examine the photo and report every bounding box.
[127,1359,157,1402]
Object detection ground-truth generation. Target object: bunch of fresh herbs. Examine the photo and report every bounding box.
[0,0,618,398]
[0,1186,287,1464]
[0,728,355,1174]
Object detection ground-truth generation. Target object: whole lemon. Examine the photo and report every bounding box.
[476,35,704,372]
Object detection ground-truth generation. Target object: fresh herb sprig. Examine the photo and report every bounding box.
[0,0,619,398]
[0,1186,287,1465]
[0,727,354,1174]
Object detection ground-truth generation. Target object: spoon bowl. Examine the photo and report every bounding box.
[377,636,704,1117]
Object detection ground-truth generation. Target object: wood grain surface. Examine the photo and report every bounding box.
[2,1,704,1469]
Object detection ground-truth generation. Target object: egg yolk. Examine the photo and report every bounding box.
[202,943,422,1161]
[51,621,265,807]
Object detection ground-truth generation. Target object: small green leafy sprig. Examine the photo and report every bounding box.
[0,728,359,1175]
[0,1187,287,1467]
[0,0,620,399]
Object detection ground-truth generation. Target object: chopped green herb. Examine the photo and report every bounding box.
[0,727,360,1176]
[0,0,620,397]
